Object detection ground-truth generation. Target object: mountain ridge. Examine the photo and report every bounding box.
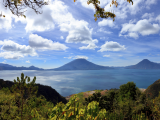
[0,64,44,70]
[52,58,114,71]
[0,78,67,106]
[125,59,160,69]
[0,59,160,70]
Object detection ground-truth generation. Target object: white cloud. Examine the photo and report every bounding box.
[141,12,154,22]
[58,19,99,49]
[103,55,110,57]
[119,19,160,39]
[129,19,137,24]
[98,19,118,28]
[98,41,126,52]
[44,60,46,63]
[155,15,160,23]
[0,17,12,33]
[60,36,64,39]
[29,34,68,51]
[26,60,30,63]
[79,39,98,50]
[128,32,139,39]
[0,40,38,59]
[118,55,122,56]
[0,0,156,34]
[1,60,7,64]
[79,43,98,50]
[0,51,25,59]
[145,0,157,9]
[61,20,94,44]
[97,28,112,34]
[73,55,88,59]
[12,0,56,33]
[64,56,73,59]
[0,0,76,33]
[100,37,108,40]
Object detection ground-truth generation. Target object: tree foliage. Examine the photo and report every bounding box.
[10,72,39,119]
[74,0,134,22]
[1,0,50,18]
[118,81,137,101]
[1,0,134,20]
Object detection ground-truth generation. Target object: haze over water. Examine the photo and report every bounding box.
[1,68,160,97]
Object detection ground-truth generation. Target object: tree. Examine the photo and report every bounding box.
[1,0,134,21]
[0,0,50,18]
[74,0,134,22]
[10,72,39,119]
[118,81,137,101]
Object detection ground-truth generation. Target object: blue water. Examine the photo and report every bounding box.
[0,68,160,97]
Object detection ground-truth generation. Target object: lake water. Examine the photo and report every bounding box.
[0,68,160,97]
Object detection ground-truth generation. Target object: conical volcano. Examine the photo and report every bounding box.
[125,59,160,69]
[53,59,114,70]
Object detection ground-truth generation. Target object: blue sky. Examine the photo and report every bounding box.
[0,0,160,69]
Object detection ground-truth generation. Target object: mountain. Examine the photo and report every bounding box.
[125,59,160,69]
[0,63,45,70]
[144,79,160,100]
[52,59,114,71]
[0,79,67,106]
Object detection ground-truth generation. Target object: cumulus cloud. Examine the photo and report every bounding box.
[0,40,38,59]
[64,56,73,59]
[73,55,88,59]
[29,34,68,51]
[0,9,12,32]
[129,19,137,24]
[98,41,126,52]
[1,60,7,64]
[128,32,139,39]
[97,28,112,34]
[64,55,89,59]
[60,36,64,39]
[103,55,110,57]
[119,19,160,39]
[0,51,25,59]
[79,43,98,50]
[155,15,160,23]
[98,19,118,28]
[100,37,108,40]
[58,19,98,50]
[62,20,94,44]
[141,13,155,22]
[145,0,157,9]
[0,0,157,34]
[79,39,98,50]
[0,0,76,33]
[26,60,30,63]
[13,0,56,33]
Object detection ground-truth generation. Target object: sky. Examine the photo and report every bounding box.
[0,0,160,69]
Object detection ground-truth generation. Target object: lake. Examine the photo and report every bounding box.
[0,68,160,97]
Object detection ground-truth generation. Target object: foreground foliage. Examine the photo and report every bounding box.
[0,73,160,120]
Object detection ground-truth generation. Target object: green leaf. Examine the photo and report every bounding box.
[23,15,26,19]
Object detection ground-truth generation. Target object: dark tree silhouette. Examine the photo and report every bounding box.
[1,0,134,21]
[74,0,134,22]
[0,0,50,18]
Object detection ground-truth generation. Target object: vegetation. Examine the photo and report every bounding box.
[1,0,133,21]
[0,73,160,120]
[74,0,134,22]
